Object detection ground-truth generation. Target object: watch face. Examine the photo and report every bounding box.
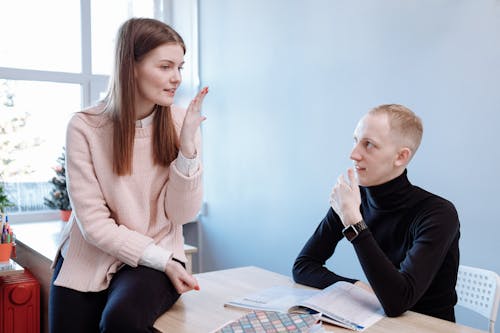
[343,225,358,241]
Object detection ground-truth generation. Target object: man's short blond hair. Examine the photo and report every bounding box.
[369,104,423,156]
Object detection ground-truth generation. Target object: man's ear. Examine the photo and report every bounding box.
[394,147,412,167]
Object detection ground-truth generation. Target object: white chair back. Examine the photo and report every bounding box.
[456,265,500,333]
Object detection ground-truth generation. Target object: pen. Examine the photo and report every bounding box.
[0,216,14,244]
[2,221,8,244]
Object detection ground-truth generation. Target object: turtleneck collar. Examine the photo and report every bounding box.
[360,169,414,210]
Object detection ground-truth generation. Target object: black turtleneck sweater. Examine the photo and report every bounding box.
[292,170,460,322]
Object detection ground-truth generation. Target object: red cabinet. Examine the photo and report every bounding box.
[0,269,40,333]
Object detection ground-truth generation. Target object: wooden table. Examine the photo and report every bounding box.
[154,266,485,333]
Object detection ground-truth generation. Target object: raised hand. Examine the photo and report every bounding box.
[329,168,362,227]
[179,87,209,158]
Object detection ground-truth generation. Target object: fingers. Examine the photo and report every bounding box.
[175,271,200,294]
[173,281,191,294]
[175,275,199,294]
[165,260,200,294]
[337,169,358,190]
[347,168,357,187]
[347,168,360,197]
[180,87,209,152]
[199,86,209,97]
[329,191,336,208]
[188,86,209,113]
[182,274,199,290]
[337,174,345,185]
[330,169,358,216]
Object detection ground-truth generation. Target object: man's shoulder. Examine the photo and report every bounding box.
[411,187,459,224]
[413,186,456,208]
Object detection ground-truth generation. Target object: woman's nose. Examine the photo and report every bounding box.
[170,70,181,83]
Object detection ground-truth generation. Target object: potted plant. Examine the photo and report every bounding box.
[44,148,72,221]
[0,181,14,214]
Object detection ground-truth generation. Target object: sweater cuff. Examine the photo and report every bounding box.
[175,150,200,177]
[169,159,203,191]
[139,244,173,271]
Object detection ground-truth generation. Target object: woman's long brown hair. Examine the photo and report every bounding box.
[103,18,186,175]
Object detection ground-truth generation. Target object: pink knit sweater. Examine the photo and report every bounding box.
[53,105,203,292]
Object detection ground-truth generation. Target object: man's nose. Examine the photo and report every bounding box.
[350,144,361,161]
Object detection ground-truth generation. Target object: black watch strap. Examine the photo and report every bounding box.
[342,219,368,242]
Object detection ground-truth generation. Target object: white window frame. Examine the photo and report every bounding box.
[0,0,199,222]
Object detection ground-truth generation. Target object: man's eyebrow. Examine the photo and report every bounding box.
[357,135,380,144]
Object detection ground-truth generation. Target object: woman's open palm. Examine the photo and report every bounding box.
[179,87,209,157]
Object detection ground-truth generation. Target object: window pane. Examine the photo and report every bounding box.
[0,79,80,212]
[0,1,81,73]
[91,0,155,75]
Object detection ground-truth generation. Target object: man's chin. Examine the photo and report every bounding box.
[355,171,368,186]
[357,176,378,187]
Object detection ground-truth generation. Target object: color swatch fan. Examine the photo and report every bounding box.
[211,310,323,333]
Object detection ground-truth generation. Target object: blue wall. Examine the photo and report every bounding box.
[197,0,500,330]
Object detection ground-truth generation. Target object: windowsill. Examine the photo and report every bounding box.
[13,220,199,268]
[8,210,60,224]
[13,220,65,262]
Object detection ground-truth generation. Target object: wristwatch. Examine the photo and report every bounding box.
[342,219,368,242]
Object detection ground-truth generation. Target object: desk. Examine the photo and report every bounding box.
[183,244,197,274]
[154,266,485,333]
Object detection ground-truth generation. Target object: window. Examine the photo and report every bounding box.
[0,0,199,220]
[0,1,81,73]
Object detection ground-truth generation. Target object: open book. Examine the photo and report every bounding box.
[224,281,384,331]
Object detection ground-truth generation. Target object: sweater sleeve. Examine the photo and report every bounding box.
[66,115,153,267]
[292,208,358,288]
[164,108,204,225]
[352,199,460,317]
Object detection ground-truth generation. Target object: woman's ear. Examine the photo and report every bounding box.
[394,147,412,167]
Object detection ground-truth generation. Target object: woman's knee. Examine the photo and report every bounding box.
[101,266,181,332]
[100,301,149,333]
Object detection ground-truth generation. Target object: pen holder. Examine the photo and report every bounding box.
[0,243,13,263]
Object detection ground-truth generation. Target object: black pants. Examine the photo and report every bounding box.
[49,256,181,333]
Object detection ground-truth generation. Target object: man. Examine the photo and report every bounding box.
[293,104,460,322]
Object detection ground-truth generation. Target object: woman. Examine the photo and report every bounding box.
[49,18,208,333]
